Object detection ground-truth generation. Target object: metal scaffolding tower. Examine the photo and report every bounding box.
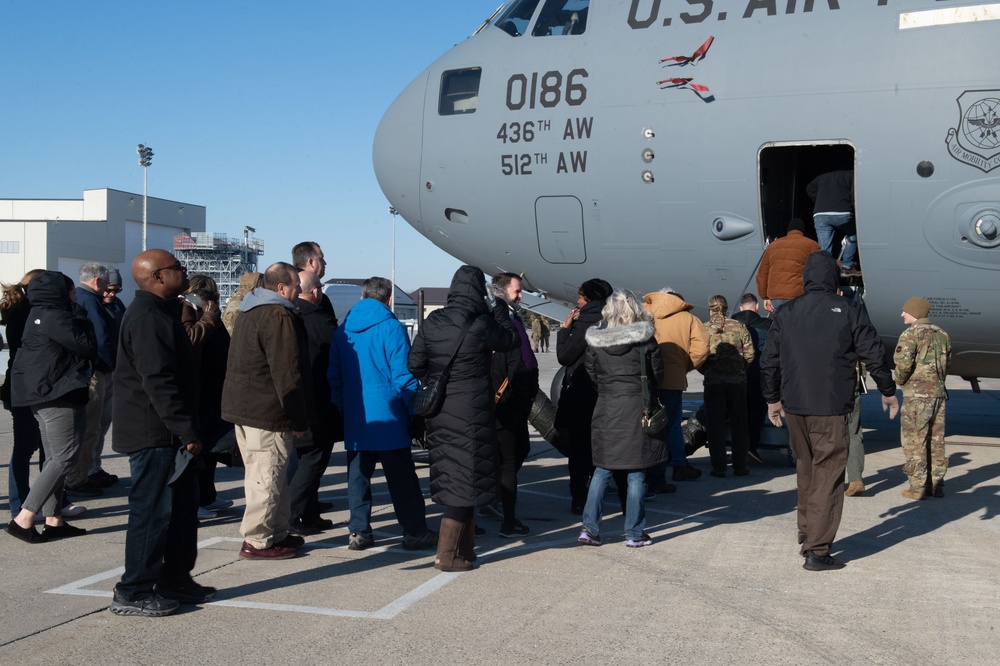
[173,228,264,304]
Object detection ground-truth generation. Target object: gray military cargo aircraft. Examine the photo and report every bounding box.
[373,0,1000,380]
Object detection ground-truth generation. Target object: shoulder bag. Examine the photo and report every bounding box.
[409,316,476,418]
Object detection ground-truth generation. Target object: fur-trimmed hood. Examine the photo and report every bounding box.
[585,320,654,354]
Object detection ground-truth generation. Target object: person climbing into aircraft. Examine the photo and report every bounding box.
[756,218,821,313]
[807,169,859,277]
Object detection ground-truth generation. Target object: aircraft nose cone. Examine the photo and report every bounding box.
[373,70,428,228]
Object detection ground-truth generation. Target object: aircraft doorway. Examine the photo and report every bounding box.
[758,143,861,285]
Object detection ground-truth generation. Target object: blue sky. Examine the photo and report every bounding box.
[0,1,497,290]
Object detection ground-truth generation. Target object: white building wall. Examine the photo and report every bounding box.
[0,189,205,302]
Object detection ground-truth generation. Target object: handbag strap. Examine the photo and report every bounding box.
[439,315,477,376]
[640,346,652,410]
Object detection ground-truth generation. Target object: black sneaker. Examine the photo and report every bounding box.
[109,589,180,617]
[803,553,846,572]
[6,520,47,544]
[498,520,529,538]
[42,522,87,540]
[402,530,438,550]
[155,580,217,604]
[348,532,375,551]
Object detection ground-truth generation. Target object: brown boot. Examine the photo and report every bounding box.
[434,517,475,572]
[460,518,478,563]
[845,481,865,497]
[901,488,925,500]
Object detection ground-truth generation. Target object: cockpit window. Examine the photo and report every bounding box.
[532,0,589,36]
[493,0,541,37]
[439,68,482,116]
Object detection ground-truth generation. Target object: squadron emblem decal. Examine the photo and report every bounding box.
[946,90,1000,173]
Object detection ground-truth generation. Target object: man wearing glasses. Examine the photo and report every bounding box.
[110,249,211,617]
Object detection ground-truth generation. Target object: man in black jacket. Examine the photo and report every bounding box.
[732,293,771,462]
[110,249,211,617]
[761,252,898,572]
[490,272,539,538]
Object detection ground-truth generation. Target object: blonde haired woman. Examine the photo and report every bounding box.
[578,288,666,547]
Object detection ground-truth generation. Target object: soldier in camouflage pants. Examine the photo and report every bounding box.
[894,297,951,499]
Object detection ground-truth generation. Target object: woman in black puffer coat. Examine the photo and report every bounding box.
[577,288,665,548]
[408,265,519,571]
[6,272,96,544]
[555,278,613,514]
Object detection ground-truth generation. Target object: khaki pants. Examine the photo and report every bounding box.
[235,425,293,549]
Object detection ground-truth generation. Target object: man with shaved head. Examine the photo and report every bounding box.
[110,249,212,617]
[222,262,313,560]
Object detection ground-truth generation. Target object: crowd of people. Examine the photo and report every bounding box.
[1,234,952,612]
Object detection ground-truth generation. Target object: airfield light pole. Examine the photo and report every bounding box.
[137,144,154,251]
[389,207,398,316]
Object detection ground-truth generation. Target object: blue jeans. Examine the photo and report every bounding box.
[116,446,200,600]
[346,448,428,536]
[6,404,42,518]
[814,213,857,268]
[582,467,647,540]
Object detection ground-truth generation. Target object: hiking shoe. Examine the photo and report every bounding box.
[803,553,846,571]
[203,498,233,511]
[155,580,217,604]
[498,520,529,538]
[42,522,87,539]
[402,530,438,550]
[841,266,862,277]
[6,520,47,544]
[109,589,180,617]
[577,530,601,546]
[672,464,702,481]
[845,481,866,497]
[625,534,653,548]
[901,488,925,501]
[348,532,375,551]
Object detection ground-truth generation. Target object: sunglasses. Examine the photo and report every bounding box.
[153,262,187,273]
[104,286,121,294]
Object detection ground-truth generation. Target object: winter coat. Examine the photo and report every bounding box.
[643,292,709,390]
[731,309,771,391]
[407,265,519,507]
[181,301,232,448]
[1,292,32,404]
[585,320,668,470]
[113,290,200,453]
[76,284,117,373]
[329,297,417,452]
[807,170,854,214]
[221,288,314,432]
[298,297,343,441]
[555,297,605,430]
[11,271,96,408]
[755,230,822,301]
[761,252,895,416]
[492,309,539,429]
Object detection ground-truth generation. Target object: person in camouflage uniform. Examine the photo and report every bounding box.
[701,295,755,477]
[894,296,951,500]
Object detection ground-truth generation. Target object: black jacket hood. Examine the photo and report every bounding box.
[25,271,71,310]
[446,265,489,317]
[802,251,839,294]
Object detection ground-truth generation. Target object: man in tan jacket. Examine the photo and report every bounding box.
[756,218,821,312]
[643,289,709,486]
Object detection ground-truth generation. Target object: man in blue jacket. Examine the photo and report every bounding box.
[328,277,436,551]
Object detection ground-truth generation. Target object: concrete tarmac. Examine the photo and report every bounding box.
[1,345,998,665]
